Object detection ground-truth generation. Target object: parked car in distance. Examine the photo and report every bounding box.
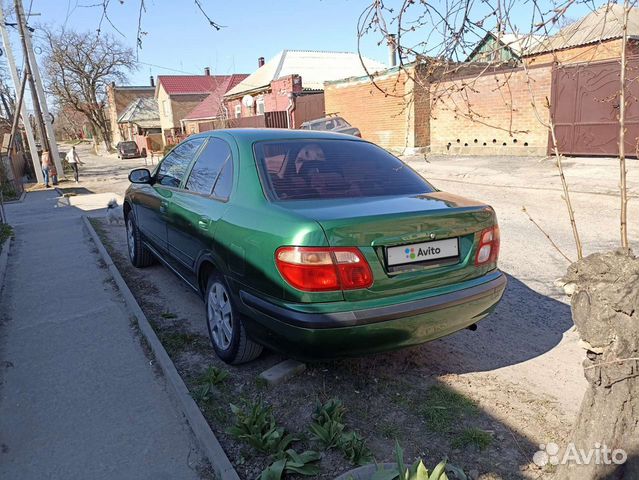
[124,129,505,364]
[117,141,141,159]
[300,116,361,137]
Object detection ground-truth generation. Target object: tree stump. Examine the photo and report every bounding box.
[557,249,639,479]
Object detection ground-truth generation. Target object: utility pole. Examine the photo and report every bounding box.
[0,4,43,183]
[14,0,64,178]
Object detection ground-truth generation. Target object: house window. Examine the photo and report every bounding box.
[256,98,265,115]
[234,104,241,118]
[162,100,170,116]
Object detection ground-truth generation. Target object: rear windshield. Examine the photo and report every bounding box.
[121,142,137,150]
[254,139,434,201]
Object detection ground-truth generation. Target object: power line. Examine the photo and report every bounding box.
[136,61,197,75]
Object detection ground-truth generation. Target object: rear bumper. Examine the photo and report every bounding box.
[239,271,506,358]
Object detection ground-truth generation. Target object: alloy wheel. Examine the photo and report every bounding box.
[126,217,135,261]
[207,281,233,350]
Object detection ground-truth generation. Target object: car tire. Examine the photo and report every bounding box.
[205,273,263,364]
[126,214,155,268]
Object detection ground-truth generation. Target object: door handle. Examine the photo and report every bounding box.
[159,201,168,214]
[198,216,211,230]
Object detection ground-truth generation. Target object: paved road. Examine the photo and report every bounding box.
[0,190,207,480]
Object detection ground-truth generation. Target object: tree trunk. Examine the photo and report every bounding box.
[557,249,639,479]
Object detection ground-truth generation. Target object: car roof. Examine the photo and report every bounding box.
[190,128,363,143]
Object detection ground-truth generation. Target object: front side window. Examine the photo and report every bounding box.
[156,138,205,187]
[254,139,434,201]
[185,138,234,198]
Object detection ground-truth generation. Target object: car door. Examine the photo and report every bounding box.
[165,135,236,283]
[135,138,205,253]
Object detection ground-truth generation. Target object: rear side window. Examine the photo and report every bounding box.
[157,138,204,187]
[185,138,234,199]
[254,139,434,200]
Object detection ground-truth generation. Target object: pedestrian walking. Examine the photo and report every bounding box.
[67,145,85,183]
[41,150,52,188]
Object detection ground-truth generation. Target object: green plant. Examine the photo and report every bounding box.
[160,311,178,319]
[228,401,297,454]
[309,416,345,449]
[371,442,467,480]
[420,385,478,433]
[339,431,373,466]
[451,428,492,451]
[197,366,229,387]
[0,223,13,246]
[260,449,321,479]
[312,397,346,424]
[191,384,214,403]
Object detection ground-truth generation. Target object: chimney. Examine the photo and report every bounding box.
[204,67,211,76]
[258,57,265,67]
[387,34,397,67]
[150,76,155,87]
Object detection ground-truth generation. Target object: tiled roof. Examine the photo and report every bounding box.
[224,50,386,97]
[117,97,160,128]
[527,4,639,56]
[182,74,249,120]
[157,75,235,95]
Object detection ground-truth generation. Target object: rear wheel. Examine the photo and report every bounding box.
[205,273,263,364]
[126,214,155,267]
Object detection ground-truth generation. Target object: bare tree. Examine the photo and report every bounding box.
[41,27,136,152]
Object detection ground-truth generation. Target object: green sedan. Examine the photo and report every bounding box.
[124,129,506,364]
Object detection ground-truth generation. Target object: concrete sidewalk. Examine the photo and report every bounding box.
[0,190,208,479]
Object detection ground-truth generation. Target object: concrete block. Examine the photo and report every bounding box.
[258,359,306,387]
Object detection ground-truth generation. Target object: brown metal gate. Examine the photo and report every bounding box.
[551,57,639,156]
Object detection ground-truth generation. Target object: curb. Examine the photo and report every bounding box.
[81,216,240,480]
[0,236,11,295]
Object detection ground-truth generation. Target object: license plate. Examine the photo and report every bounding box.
[386,238,459,266]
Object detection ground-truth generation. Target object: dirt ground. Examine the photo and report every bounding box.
[74,143,639,479]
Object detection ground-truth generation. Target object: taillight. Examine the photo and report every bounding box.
[475,226,500,266]
[275,247,373,292]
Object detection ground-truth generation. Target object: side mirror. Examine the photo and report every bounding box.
[129,168,152,184]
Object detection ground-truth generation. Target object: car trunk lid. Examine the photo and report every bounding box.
[278,192,497,301]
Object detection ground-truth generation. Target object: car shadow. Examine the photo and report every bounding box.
[423,272,573,373]
[327,272,574,375]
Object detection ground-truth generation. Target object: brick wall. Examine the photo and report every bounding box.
[324,68,427,152]
[526,39,625,67]
[429,65,552,155]
[225,74,302,119]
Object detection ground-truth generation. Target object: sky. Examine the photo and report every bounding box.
[20,0,395,86]
[2,0,605,87]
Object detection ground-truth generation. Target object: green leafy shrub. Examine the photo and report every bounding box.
[228,401,297,454]
[197,365,229,387]
[260,449,321,479]
[313,397,346,424]
[191,384,214,403]
[309,417,345,450]
[339,431,373,466]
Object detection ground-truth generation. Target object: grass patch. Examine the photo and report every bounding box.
[160,311,178,319]
[451,427,492,450]
[0,223,13,246]
[420,385,478,432]
[158,331,203,353]
[379,421,401,440]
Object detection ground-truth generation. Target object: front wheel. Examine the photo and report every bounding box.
[126,214,155,268]
[205,274,263,364]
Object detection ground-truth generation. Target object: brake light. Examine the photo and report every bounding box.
[275,247,373,292]
[475,226,500,266]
